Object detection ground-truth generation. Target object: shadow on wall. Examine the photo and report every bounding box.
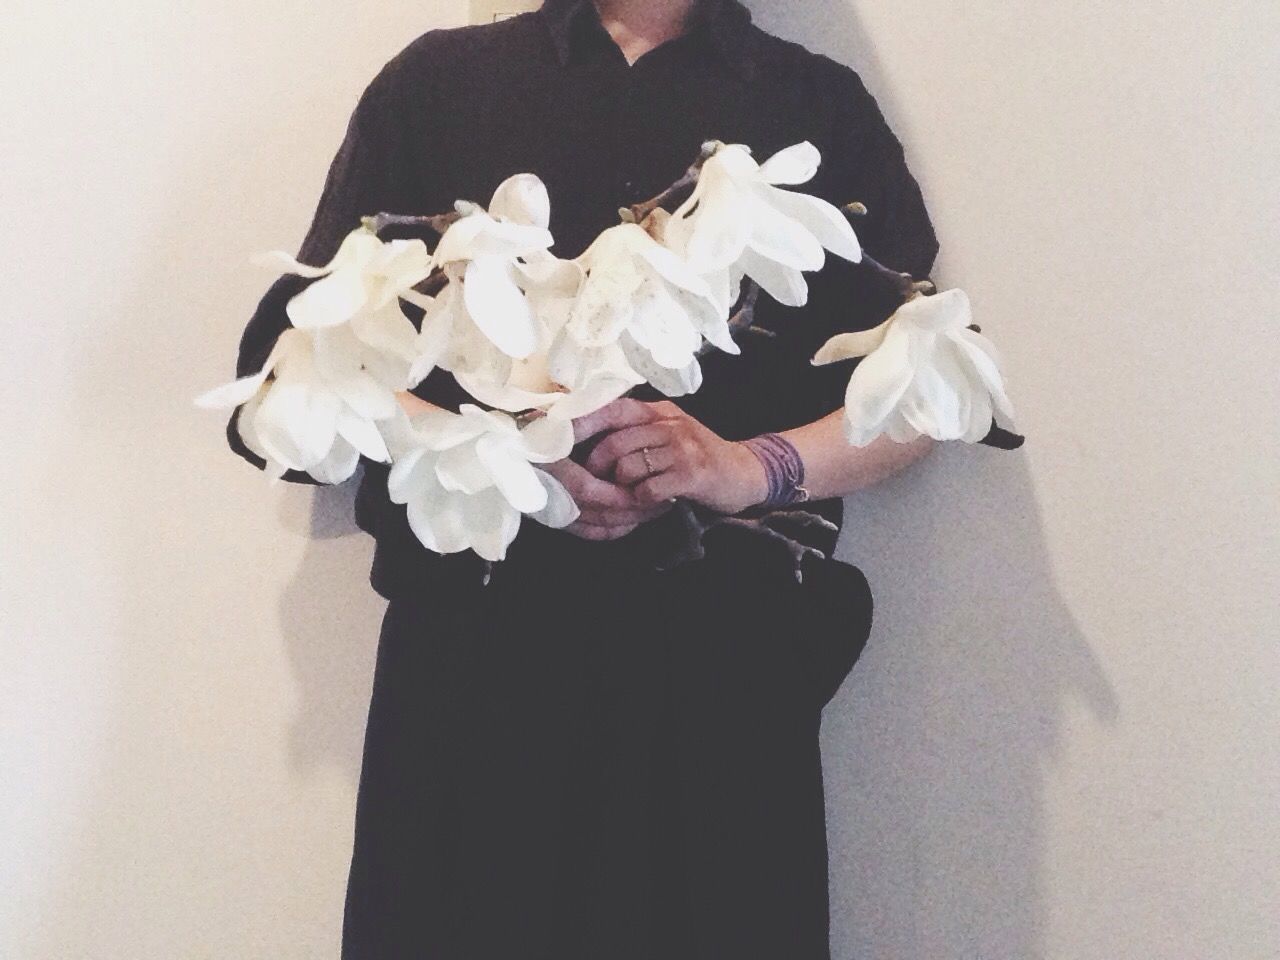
[275,479,384,778]
[20,83,386,960]
[827,444,1118,960]
[739,1,1119,956]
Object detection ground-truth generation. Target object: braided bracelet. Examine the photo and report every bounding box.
[742,432,810,508]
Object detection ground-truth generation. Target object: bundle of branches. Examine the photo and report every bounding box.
[197,140,1023,579]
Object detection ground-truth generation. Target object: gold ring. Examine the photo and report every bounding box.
[642,446,655,475]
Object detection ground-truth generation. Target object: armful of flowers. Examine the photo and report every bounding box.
[196,139,1024,569]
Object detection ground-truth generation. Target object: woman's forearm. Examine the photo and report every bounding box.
[774,408,936,501]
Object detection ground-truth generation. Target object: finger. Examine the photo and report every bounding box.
[649,400,686,420]
[614,445,677,485]
[584,423,675,476]
[543,458,640,510]
[635,470,687,505]
[572,398,665,444]
[576,500,672,527]
[566,520,639,542]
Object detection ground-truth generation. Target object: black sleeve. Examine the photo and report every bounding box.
[794,65,941,419]
[225,50,421,483]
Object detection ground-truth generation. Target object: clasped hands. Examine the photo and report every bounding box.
[547,398,768,542]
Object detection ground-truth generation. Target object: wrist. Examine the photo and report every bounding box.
[728,441,771,513]
[740,432,810,510]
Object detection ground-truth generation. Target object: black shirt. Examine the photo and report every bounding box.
[225,0,940,600]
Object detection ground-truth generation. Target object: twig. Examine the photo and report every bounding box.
[657,501,839,583]
[841,202,936,299]
[363,209,463,237]
[620,140,723,226]
[696,280,764,358]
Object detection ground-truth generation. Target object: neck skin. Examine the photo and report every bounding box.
[591,0,701,63]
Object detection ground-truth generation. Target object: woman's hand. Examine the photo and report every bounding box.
[577,399,768,515]
[540,457,672,541]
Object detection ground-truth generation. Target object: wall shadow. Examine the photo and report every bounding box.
[742,2,1119,956]
[826,444,1116,959]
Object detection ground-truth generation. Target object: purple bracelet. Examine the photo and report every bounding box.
[742,433,810,508]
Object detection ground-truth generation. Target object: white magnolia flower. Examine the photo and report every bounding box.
[812,288,1014,446]
[418,177,650,419]
[385,404,579,562]
[255,228,432,330]
[666,141,862,309]
[195,320,408,484]
[558,222,732,397]
[413,175,556,379]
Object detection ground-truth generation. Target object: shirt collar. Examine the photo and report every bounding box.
[539,0,757,80]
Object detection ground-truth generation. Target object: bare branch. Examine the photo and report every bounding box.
[621,140,722,226]
[657,501,839,583]
[363,209,463,237]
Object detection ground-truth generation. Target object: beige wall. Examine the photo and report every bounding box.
[2,1,1276,957]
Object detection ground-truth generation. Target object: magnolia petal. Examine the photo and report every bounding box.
[812,318,892,365]
[250,249,332,279]
[435,444,494,495]
[896,289,972,334]
[627,279,702,369]
[264,457,290,483]
[930,340,984,440]
[961,383,995,443]
[194,368,269,410]
[843,323,916,436]
[312,328,400,421]
[489,173,552,230]
[235,390,275,464]
[452,372,555,414]
[744,193,827,271]
[352,301,420,363]
[467,490,523,562]
[332,372,398,420]
[253,379,320,470]
[628,229,715,298]
[762,185,863,263]
[435,212,553,265]
[516,254,584,302]
[386,445,431,503]
[409,288,460,385]
[529,469,581,529]
[883,409,922,444]
[407,489,472,555]
[194,330,297,409]
[475,436,549,513]
[543,376,637,421]
[518,414,575,463]
[737,246,810,307]
[691,309,740,357]
[464,256,539,359]
[411,407,489,452]
[285,266,370,329]
[336,409,391,462]
[307,435,361,484]
[901,361,956,440]
[949,326,1016,420]
[371,240,433,308]
[757,141,822,185]
[672,180,753,273]
[622,335,702,396]
[400,287,435,312]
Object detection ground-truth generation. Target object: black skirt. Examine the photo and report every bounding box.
[341,520,873,959]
